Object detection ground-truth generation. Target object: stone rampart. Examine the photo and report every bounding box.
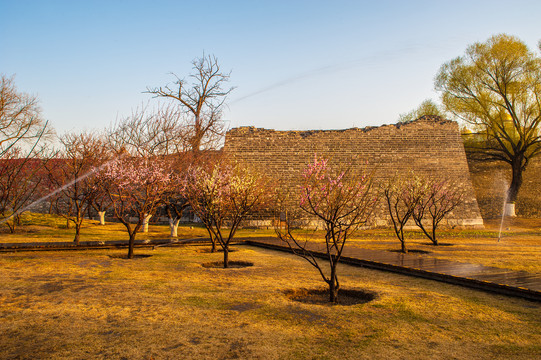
[223,116,484,228]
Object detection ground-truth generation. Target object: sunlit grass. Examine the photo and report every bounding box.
[0,212,209,243]
[2,213,541,273]
[0,246,539,359]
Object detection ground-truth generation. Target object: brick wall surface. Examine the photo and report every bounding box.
[223,116,484,228]
[467,155,541,219]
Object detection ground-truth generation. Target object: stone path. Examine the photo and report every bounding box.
[243,237,541,302]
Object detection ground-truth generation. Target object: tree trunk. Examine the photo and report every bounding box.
[169,218,180,237]
[142,214,152,232]
[400,228,407,253]
[207,229,217,252]
[128,233,135,259]
[329,266,339,303]
[400,239,407,253]
[507,157,524,215]
[432,226,438,245]
[98,211,106,225]
[74,223,81,245]
[6,219,15,233]
[223,247,229,268]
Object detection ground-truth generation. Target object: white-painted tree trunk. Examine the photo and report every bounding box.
[98,211,106,225]
[169,217,181,237]
[504,203,516,217]
[143,214,152,232]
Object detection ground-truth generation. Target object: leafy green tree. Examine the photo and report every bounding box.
[398,99,445,123]
[435,34,541,214]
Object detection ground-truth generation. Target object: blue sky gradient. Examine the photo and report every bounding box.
[1,0,540,135]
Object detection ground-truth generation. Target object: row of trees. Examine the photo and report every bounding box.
[0,55,235,254]
[4,34,537,302]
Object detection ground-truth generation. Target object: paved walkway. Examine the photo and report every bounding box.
[244,237,541,302]
[2,236,540,302]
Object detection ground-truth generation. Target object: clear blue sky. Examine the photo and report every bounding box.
[1,0,540,135]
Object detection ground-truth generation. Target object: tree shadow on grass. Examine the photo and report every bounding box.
[285,288,377,306]
[201,260,253,268]
[108,254,153,259]
[388,249,431,254]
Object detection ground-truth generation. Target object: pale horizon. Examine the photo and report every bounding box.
[1,0,540,136]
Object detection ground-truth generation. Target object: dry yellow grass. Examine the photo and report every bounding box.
[0,245,540,359]
[345,218,541,273]
[0,212,209,243]
[2,213,541,274]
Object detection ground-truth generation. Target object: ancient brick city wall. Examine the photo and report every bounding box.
[467,155,541,219]
[224,116,484,228]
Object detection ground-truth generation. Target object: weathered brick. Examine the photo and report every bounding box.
[224,116,484,228]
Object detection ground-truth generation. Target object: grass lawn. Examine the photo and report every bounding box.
[0,212,210,244]
[1,245,540,359]
[2,213,541,273]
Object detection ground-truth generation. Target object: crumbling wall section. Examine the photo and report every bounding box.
[224,117,484,228]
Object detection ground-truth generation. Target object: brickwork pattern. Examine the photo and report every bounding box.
[224,117,484,227]
[467,156,541,218]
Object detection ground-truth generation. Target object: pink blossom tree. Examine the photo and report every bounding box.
[412,179,463,245]
[98,157,173,259]
[275,156,376,303]
[184,163,267,268]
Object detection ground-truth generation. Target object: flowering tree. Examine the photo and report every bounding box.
[185,163,267,268]
[98,157,172,259]
[383,173,425,253]
[275,156,375,303]
[412,179,463,245]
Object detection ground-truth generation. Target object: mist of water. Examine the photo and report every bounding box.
[0,157,117,226]
[497,183,509,242]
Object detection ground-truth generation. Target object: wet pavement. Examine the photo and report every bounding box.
[244,237,541,302]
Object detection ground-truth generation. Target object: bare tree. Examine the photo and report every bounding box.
[412,179,463,246]
[46,132,110,244]
[90,174,112,225]
[145,54,234,152]
[0,75,52,156]
[383,173,425,253]
[0,149,46,232]
[0,75,53,230]
[107,104,186,158]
